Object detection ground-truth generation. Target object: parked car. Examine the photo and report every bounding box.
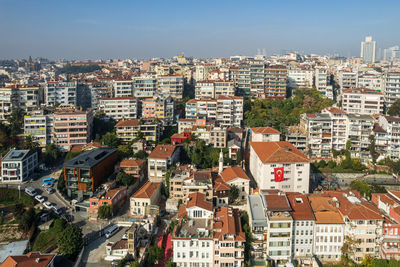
[61,213,74,222]
[52,206,62,216]
[25,187,37,197]
[43,201,55,210]
[35,195,46,203]
[45,188,55,194]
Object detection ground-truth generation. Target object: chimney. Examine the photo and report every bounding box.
[285,145,290,152]
[35,258,41,263]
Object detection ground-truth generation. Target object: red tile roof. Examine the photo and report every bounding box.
[132,182,160,199]
[214,207,245,241]
[220,166,250,183]
[1,252,55,267]
[308,195,344,224]
[251,127,280,134]
[324,106,346,114]
[115,119,140,127]
[148,145,177,159]
[286,193,315,221]
[120,159,146,167]
[187,192,212,211]
[250,141,309,163]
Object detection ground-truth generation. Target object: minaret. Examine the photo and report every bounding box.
[219,149,224,174]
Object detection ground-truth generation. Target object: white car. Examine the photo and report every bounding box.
[45,188,55,194]
[43,201,55,210]
[35,195,46,203]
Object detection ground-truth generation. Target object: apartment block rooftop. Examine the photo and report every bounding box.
[2,149,34,161]
[64,148,117,169]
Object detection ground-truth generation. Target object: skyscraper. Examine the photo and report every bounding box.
[360,36,376,64]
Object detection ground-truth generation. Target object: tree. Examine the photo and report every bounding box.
[165,260,177,267]
[116,171,134,187]
[350,180,371,198]
[118,144,133,159]
[362,255,374,267]
[53,218,67,232]
[7,108,25,136]
[133,150,147,159]
[165,169,173,197]
[387,99,400,116]
[64,151,81,162]
[98,204,113,219]
[229,185,239,204]
[22,135,39,150]
[341,236,361,261]
[147,246,164,265]
[101,132,119,148]
[44,143,60,165]
[18,207,35,232]
[93,114,116,141]
[130,262,140,267]
[57,224,83,260]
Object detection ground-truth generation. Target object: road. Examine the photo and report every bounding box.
[82,226,127,267]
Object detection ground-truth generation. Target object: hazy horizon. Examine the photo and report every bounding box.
[1,0,399,60]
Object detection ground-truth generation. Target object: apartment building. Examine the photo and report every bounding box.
[172,193,214,267]
[194,64,217,82]
[263,65,287,99]
[89,186,127,221]
[314,67,331,98]
[157,74,184,100]
[377,115,400,160]
[249,141,310,193]
[132,76,157,98]
[24,109,54,147]
[119,159,146,181]
[148,144,179,182]
[195,80,234,99]
[213,206,246,267]
[300,113,332,158]
[384,72,400,108]
[250,127,280,142]
[321,107,348,152]
[219,166,250,201]
[141,97,175,125]
[87,80,112,110]
[0,86,18,122]
[113,78,132,97]
[286,193,315,261]
[115,119,160,143]
[1,149,38,183]
[64,148,118,199]
[357,73,384,91]
[340,88,384,115]
[17,86,41,112]
[347,114,374,161]
[308,195,344,263]
[130,181,161,217]
[99,97,138,121]
[373,123,389,157]
[248,194,269,260]
[208,68,230,81]
[185,96,243,128]
[44,80,77,106]
[338,71,357,91]
[231,65,250,97]
[53,108,94,151]
[285,126,307,152]
[287,68,313,89]
[323,190,384,263]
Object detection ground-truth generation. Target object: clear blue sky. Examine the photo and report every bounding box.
[0,0,399,60]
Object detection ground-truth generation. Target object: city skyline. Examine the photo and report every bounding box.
[1,0,400,60]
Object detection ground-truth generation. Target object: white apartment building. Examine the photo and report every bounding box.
[157,74,184,100]
[338,71,357,91]
[357,73,384,91]
[195,80,234,100]
[346,114,374,161]
[24,110,53,148]
[321,107,348,152]
[99,97,138,121]
[17,86,41,112]
[249,141,310,193]
[194,64,217,82]
[384,72,400,108]
[340,88,384,115]
[0,86,18,122]
[113,79,133,97]
[45,81,77,107]
[1,149,38,182]
[185,96,243,128]
[287,194,315,260]
[148,144,180,182]
[250,127,280,142]
[314,67,330,98]
[132,76,157,98]
[130,181,161,216]
[377,115,400,160]
[308,195,344,263]
[287,68,313,89]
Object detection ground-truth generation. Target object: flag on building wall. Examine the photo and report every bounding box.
[274,167,284,182]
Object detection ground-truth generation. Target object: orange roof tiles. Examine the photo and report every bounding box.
[213,207,245,241]
[132,182,160,199]
[148,144,177,159]
[251,127,280,134]
[187,192,212,211]
[308,195,344,224]
[220,166,249,183]
[324,106,346,114]
[120,159,146,168]
[286,193,315,221]
[115,119,140,127]
[1,252,55,267]
[101,97,137,100]
[250,141,309,163]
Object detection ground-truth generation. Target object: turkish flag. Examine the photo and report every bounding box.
[274,167,284,182]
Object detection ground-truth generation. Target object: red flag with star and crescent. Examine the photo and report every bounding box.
[274,167,284,182]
